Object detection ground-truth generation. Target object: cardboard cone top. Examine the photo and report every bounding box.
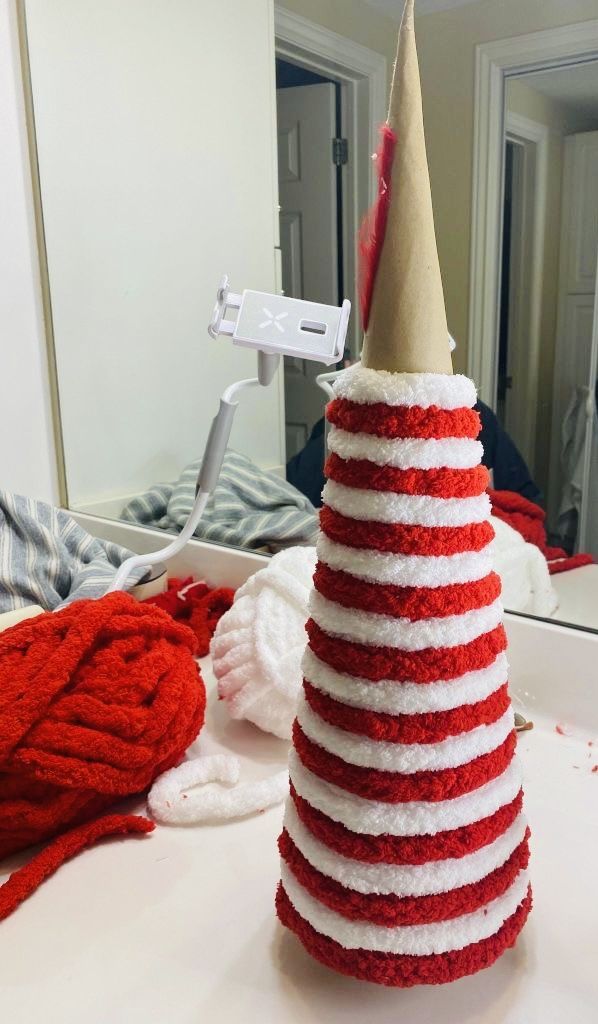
[361,0,453,374]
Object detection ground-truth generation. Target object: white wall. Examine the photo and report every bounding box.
[0,0,58,503]
[24,0,282,509]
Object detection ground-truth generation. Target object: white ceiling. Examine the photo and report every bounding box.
[517,62,598,119]
[364,0,483,20]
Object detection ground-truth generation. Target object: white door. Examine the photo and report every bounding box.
[276,82,338,459]
[502,137,537,468]
[549,131,598,532]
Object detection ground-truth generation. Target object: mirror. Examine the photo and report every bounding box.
[497,66,598,629]
[21,0,598,632]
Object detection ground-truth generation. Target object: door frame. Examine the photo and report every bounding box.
[468,18,598,405]
[500,111,548,467]
[274,8,387,358]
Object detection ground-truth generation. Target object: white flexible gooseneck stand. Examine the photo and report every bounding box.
[108,276,350,593]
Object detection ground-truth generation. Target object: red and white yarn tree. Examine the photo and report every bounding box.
[275,0,531,987]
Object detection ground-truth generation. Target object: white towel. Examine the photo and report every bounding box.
[491,516,557,617]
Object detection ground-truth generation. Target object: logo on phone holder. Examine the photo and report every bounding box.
[208,274,350,365]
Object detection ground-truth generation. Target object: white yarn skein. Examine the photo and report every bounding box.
[210,547,317,739]
[148,754,288,824]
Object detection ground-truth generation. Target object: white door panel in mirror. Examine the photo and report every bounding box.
[277,121,301,183]
[279,213,303,298]
[278,80,338,459]
[564,133,598,293]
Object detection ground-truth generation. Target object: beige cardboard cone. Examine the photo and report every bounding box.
[361,0,453,374]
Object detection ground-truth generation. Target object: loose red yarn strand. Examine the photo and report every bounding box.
[0,814,154,922]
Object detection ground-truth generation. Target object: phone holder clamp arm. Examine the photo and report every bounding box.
[107,276,350,593]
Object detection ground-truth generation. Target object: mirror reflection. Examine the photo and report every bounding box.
[497,66,598,628]
[22,0,598,631]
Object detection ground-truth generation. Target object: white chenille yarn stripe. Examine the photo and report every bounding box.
[316,536,494,587]
[288,751,522,836]
[296,699,514,773]
[283,802,528,897]
[309,592,503,651]
[322,481,491,527]
[332,365,477,411]
[327,429,483,470]
[280,863,529,955]
[302,650,509,715]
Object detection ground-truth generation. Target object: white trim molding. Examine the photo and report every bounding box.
[274,8,387,356]
[274,7,387,165]
[502,111,548,465]
[468,18,598,404]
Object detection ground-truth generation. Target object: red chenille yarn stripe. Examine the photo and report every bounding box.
[325,454,490,498]
[289,786,524,865]
[306,620,507,683]
[320,507,494,556]
[276,883,532,987]
[302,681,510,744]
[279,828,530,927]
[327,400,481,440]
[313,564,501,620]
[293,722,517,803]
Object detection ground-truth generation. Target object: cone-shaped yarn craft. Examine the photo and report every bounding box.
[275,0,531,986]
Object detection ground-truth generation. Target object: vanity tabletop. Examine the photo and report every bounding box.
[1,640,597,1024]
[551,563,598,632]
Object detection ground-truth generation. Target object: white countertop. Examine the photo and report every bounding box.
[2,623,598,1023]
[551,563,598,632]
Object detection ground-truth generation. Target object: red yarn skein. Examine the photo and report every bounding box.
[143,577,235,655]
[0,591,205,920]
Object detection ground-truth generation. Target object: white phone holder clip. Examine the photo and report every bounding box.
[208,274,350,366]
[108,277,350,594]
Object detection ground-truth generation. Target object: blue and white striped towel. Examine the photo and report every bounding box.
[121,450,319,551]
[0,491,144,613]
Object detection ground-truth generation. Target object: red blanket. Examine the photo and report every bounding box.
[488,490,594,575]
